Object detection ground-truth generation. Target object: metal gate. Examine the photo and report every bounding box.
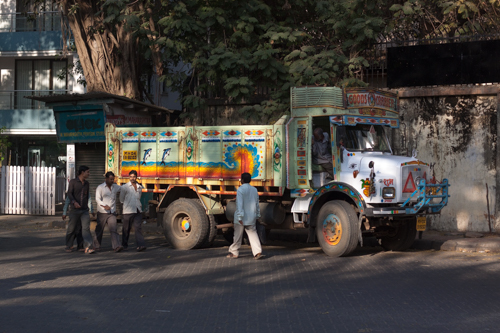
[0,166,56,215]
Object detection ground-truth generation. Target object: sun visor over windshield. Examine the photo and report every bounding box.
[330,115,399,129]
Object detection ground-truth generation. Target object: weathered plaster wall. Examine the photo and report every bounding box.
[394,95,497,232]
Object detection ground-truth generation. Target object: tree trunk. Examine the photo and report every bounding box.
[59,0,142,100]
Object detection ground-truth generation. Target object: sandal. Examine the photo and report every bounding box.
[226,253,238,259]
[136,246,146,252]
[84,248,95,254]
[65,247,74,253]
[114,246,123,253]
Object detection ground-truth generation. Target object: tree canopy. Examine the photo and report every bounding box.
[32,0,500,122]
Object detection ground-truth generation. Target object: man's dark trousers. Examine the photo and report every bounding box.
[66,209,93,249]
[122,209,145,249]
[94,212,120,250]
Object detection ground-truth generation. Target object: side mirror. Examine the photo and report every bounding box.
[368,161,374,168]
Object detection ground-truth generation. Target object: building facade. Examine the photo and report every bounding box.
[0,0,85,176]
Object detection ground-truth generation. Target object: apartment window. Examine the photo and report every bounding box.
[15,0,60,32]
[15,59,67,109]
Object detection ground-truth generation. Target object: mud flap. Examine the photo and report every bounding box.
[358,214,364,247]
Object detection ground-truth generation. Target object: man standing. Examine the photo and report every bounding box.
[94,171,122,252]
[227,172,264,260]
[120,170,146,251]
[66,165,95,254]
[312,127,334,179]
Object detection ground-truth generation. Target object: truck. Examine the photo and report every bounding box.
[104,86,450,257]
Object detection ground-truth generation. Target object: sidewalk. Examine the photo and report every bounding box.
[412,230,500,254]
[1,214,500,253]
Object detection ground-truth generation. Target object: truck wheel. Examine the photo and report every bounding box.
[380,219,417,251]
[162,198,210,250]
[204,214,217,247]
[316,201,359,257]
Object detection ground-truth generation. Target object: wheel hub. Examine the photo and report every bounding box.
[181,218,191,231]
[322,214,342,246]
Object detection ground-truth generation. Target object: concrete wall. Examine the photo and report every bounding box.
[394,87,498,232]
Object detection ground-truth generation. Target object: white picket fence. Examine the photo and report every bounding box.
[0,166,56,215]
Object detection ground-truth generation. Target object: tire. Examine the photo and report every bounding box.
[380,218,417,251]
[203,214,217,247]
[316,201,359,257]
[162,198,210,250]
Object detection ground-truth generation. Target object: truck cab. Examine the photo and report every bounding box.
[287,87,449,256]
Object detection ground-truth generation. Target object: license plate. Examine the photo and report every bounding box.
[416,216,427,231]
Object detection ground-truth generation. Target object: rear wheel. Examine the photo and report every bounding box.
[316,201,359,257]
[162,198,209,250]
[379,218,417,251]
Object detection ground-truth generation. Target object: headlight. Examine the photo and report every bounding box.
[382,187,395,199]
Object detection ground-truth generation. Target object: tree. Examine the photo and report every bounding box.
[31,0,168,101]
[31,0,500,123]
[158,0,390,122]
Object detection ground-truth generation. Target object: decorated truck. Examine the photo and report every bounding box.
[105,86,449,257]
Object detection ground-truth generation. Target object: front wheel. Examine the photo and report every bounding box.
[379,218,417,251]
[316,201,359,257]
[162,198,209,250]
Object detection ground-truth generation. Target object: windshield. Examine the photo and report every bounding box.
[337,125,391,152]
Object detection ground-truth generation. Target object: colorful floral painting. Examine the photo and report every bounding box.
[107,143,114,169]
[273,130,282,172]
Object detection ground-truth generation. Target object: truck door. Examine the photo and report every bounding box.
[198,127,223,179]
[120,129,140,178]
[330,116,344,180]
[288,117,311,189]
[138,130,157,178]
[157,127,184,179]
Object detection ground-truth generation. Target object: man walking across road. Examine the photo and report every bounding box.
[94,171,123,252]
[227,172,264,260]
[120,170,146,252]
[66,165,95,254]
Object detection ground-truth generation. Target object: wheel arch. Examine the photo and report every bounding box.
[158,185,200,210]
[307,182,366,228]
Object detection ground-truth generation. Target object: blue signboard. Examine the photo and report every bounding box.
[55,106,105,143]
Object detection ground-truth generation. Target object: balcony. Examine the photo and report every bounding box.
[0,90,67,133]
[0,11,62,32]
[0,12,70,52]
[0,90,68,109]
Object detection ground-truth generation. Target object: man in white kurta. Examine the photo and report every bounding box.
[227,173,264,259]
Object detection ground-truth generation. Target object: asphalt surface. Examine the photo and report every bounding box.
[1,217,500,332]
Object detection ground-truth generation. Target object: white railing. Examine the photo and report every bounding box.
[0,166,56,215]
[0,11,62,33]
[0,90,69,110]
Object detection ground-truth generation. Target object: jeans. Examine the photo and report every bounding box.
[66,209,93,249]
[122,210,145,248]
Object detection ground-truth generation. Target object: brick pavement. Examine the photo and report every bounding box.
[1,226,500,333]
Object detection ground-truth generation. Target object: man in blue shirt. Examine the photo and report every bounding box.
[227,173,264,260]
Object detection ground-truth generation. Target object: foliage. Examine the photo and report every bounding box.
[158,0,390,121]
[389,0,500,39]
[0,127,12,162]
[32,0,500,122]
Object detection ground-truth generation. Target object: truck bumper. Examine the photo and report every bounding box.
[364,179,450,217]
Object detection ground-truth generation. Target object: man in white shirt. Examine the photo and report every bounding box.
[227,173,264,260]
[94,171,122,252]
[120,170,146,251]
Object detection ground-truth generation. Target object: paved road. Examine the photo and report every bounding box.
[1,225,500,333]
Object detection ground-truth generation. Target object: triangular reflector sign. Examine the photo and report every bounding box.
[403,172,416,193]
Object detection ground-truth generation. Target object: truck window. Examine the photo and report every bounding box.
[342,125,391,152]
